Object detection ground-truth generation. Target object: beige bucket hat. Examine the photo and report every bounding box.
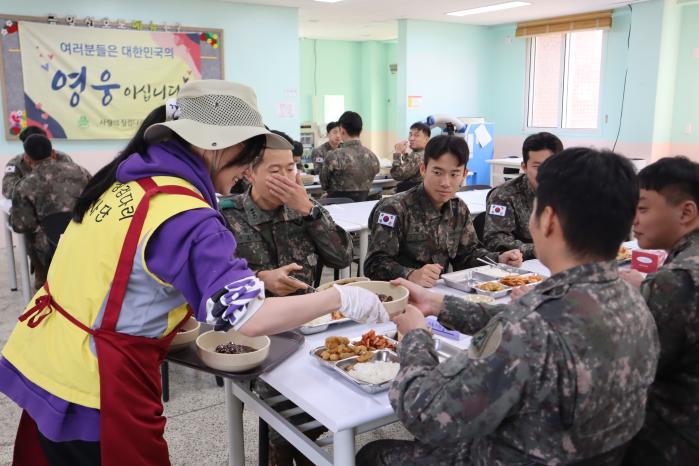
[144,80,292,151]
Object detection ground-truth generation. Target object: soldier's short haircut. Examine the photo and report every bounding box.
[536,147,638,260]
[409,122,431,138]
[23,134,52,161]
[326,121,338,134]
[338,111,363,137]
[423,135,469,167]
[639,156,699,207]
[522,132,563,164]
[251,129,300,170]
[19,125,47,143]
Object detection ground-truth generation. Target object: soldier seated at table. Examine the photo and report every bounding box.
[319,111,380,202]
[220,130,352,297]
[390,121,431,193]
[10,134,91,289]
[618,156,699,466]
[364,134,522,288]
[311,121,342,176]
[484,132,563,260]
[357,147,660,466]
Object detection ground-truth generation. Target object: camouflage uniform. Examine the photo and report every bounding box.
[3,151,73,199]
[364,184,499,281]
[219,189,353,293]
[310,141,338,176]
[624,229,699,466]
[319,140,380,199]
[357,261,660,466]
[390,149,424,184]
[10,158,91,270]
[484,174,536,260]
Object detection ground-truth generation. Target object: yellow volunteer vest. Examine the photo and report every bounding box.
[2,176,210,409]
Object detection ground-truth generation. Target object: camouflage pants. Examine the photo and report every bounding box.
[356,439,473,466]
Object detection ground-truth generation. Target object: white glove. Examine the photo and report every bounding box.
[333,284,390,323]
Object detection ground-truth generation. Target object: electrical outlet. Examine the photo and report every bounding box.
[685,123,693,135]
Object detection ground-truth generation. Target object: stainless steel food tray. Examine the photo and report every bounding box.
[332,350,399,394]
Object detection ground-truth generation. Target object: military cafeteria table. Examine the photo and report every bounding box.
[1,198,32,303]
[213,259,550,466]
[323,189,490,276]
[304,174,398,194]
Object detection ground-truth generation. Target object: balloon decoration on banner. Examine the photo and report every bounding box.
[200,32,219,49]
[1,20,18,36]
[8,110,27,136]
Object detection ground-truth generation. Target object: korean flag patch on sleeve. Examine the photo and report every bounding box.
[489,204,507,217]
[5,165,15,173]
[377,211,397,228]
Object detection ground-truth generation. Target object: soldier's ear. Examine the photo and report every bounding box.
[243,167,253,183]
[679,200,698,226]
[419,163,426,177]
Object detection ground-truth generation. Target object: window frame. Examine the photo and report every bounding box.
[524,30,606,133]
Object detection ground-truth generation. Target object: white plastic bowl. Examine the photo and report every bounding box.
[195,329,270,372]
[170,316,201,350]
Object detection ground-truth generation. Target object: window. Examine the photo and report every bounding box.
[526,30,604,130]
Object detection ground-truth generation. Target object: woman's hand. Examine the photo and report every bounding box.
[333,285,390,323]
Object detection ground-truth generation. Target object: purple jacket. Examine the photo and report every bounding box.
[0,140,255,442]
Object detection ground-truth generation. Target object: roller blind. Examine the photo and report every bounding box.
[515,10,613,37]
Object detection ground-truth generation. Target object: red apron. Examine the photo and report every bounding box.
[14,178,206,466]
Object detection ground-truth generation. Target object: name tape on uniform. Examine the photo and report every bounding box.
[489,204,507,217]
[377,212,397,228]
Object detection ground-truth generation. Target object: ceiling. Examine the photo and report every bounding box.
[225,0,644,41]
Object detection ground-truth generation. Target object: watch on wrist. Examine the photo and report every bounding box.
[303,205,322,221]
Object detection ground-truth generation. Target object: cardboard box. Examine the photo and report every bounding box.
[632,249,668,274]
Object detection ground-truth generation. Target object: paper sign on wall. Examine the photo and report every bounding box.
[408,96,422,109]
[276,103,296,119]
[475,124,492,148]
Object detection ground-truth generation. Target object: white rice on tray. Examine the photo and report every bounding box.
[349,361,400,385]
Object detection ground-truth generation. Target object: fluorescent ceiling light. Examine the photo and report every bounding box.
[447,1,531,17]
[314,0,343,3]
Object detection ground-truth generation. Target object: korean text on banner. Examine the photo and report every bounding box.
[19,21,202,139]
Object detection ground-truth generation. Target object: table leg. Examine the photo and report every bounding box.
[339,267,350,279]
[17,233,31,304]
[258,418,269,466]
[333,428,356,466]
[2,211,17,291]
[358,230,368,277]
[224,378,245,466]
